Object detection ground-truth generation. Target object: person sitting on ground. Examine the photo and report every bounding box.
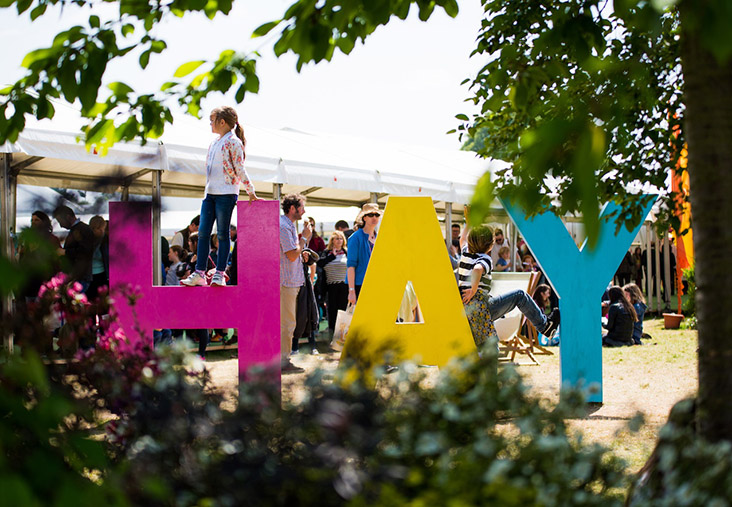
[459,224,560,351]
[601,286,637,347]
[493,246,511,272]
[623,283,647,345]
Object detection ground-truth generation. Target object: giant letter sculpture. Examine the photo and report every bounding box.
[342,197,475,365]
[109,200,280,383]
[502,198,654,402]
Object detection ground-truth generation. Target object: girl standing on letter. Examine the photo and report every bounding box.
[182,106,259,287]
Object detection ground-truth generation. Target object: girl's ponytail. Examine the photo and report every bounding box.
[234,122,246,160]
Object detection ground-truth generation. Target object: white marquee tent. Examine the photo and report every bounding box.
[1,100,507,292]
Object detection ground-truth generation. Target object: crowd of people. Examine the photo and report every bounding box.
[14,105,660,363]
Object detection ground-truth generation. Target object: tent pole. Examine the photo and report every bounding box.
[445,202,453,249]
[370,192,378,204]
[152,170,162,286]
[1,153,14,353]
[9,166,17,236]
[273,183,282,201]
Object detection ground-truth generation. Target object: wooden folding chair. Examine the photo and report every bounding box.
[492,272,540,365]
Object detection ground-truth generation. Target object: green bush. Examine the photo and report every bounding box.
[6,274,729,506]
[94,341,630,506]
[0,351,126,507]
[628,398,732,506]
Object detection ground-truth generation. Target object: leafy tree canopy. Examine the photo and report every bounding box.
[2,0,732,244]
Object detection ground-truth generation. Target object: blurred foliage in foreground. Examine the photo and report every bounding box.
[1,224,730,506]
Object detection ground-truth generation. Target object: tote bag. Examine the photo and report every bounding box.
[330,303,355,351]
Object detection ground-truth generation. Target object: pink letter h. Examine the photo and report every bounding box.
[109,200,280,383]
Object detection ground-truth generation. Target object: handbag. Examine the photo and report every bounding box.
[330,303,355,351]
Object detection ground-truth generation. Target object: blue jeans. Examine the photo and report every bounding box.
[195,194,237,272]
[488,289,547,332]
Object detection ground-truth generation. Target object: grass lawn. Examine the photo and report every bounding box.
[518,316,698,472]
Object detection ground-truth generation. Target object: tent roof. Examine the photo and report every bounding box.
[2,100,506,211]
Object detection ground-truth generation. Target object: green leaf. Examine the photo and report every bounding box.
[235,84,246,103]
[252,20,281,38]
[150,40,167,53]
[21,48,55,69]
[455,113,469,121]
[108,81,134,97]
[442,0,459,18]
[174,60,206,78]
[89,15,100,28]
[121,23,135,37]
[139,49,151,69]
[58,66,78,102]
[245,73,259,94]
[30,3,47,20]
[15,0,31,14]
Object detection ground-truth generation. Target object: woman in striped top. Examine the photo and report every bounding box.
[459,225,560,351]
[317,230,349,335]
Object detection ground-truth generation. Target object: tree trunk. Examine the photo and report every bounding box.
[680,10,732,442]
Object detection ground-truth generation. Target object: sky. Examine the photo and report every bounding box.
[0,0,486,150]
[1,0,487,230]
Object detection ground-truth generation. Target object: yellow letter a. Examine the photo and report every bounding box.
[342,197,475,366]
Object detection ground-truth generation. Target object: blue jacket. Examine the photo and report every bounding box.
[346,228,376,285]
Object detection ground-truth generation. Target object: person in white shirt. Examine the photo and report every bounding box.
[181,106,259,287]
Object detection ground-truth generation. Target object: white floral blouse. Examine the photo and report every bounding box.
[204,130,255,197]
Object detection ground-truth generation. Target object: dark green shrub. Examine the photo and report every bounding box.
[628,398,732,506]
[0,276,636,506]
[0,351,126,506]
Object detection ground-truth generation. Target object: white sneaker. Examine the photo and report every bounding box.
[181,271,207,287]
[210,272,226,287]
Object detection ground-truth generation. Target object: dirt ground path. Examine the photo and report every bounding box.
[205,317,697,470]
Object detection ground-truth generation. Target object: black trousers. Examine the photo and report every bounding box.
[326,282,349,331]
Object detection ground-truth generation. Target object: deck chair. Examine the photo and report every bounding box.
[520,271,554,357]
[492,272,540,365]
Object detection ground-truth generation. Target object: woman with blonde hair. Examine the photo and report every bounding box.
[181,106,259,287]
[317,230,349,334]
